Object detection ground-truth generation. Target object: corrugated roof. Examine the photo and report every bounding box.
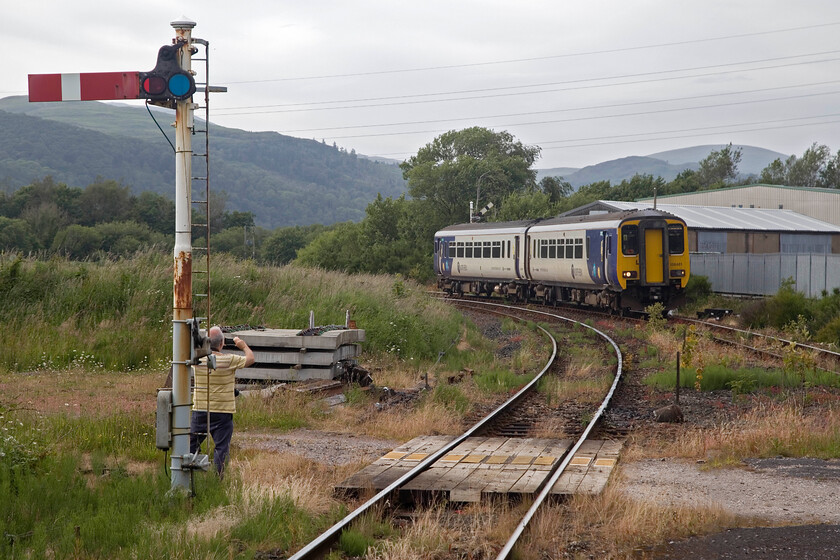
[595,201,840,232]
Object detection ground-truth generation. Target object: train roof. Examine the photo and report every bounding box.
[434,209,681,236]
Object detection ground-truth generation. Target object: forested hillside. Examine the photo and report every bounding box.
[0,96,406,228]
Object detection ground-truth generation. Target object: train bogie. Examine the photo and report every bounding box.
[434,209,689,312]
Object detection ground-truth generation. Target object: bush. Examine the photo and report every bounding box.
[685,274,712,302]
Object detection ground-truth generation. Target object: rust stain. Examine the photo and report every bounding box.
[174,251,192,308]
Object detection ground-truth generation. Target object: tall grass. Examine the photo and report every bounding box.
[644,364,840,392]
[0,252,464,372]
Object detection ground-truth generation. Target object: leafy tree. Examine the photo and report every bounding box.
[759,158,787,185]
[400,127,540,228]
[260,224,330,265]
[696,143,742,188]
[493,190,555,221]
[133,191,175,234]
[819,149,840,189]
[223,211,256,229]
[0,217,37,252]
[610,174,666,201]
[78,179,133,226]
[7,177,81,221]
[95,221,166,255]
[21,201,70,250]
[52,225,103,258]
[295,222,365,272]
[539,176,573,203]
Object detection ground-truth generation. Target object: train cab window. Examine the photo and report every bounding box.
[492,241,501,258]
[548,239,556,259]
[465,242,473,258]
[621,225,639,255]
[434,239,439,254]
[456,242,464,258]
[574,238,583,259]
[668,224,685,254]
[483,241,491,258]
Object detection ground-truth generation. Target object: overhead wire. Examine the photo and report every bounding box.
[214,51,840,114]
[223,21,840,83]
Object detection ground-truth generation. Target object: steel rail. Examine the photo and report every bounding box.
[676,315,840,373]
[287,301,558,560]
[483,303,624,559]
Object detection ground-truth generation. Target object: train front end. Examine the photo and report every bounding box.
[614,211,689,309]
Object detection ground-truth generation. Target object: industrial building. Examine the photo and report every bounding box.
[561,200,840,297]
[635,183,840,228]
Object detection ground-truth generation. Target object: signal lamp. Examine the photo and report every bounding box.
[139,42,196,101]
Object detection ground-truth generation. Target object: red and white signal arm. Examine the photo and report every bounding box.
[28,72,141,102]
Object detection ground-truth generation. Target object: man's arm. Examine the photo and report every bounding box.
[233,336,255,367]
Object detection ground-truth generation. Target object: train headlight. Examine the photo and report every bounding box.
[622,271,637,279]
[670,269,686,278]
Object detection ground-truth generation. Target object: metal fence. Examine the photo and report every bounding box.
[690,253,840,297]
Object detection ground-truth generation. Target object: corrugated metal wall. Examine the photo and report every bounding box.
[638,185,840,227]
[691,253,840,297]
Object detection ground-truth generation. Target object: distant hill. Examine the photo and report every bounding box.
[536,145,789,188]
[0,96,406,229]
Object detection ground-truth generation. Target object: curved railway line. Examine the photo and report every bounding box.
[288,299,624,560]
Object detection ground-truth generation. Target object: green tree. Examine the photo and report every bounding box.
[759,143,834,188]
[697,143,742,188]
[95,221,166,256]
[295,222,365,272]
[78,179,133,226]
[819,149,840,189]
[260,224,330,265]
[0,217,37,252]
[400,127,540,228]
[493,190,555,221]
[52,225,103,257]
[132,191,175,234]
[539,176,573,203]
[21,201,70,249]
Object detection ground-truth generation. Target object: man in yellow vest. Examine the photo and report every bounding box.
[190,326,255,476]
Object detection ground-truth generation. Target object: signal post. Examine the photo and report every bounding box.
[28,18,211,493]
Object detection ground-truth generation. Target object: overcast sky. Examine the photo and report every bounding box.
[4,1,840,169]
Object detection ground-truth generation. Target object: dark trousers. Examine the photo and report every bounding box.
[190,411,234,476]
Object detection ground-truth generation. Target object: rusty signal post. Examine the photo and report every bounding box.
[28,18,211,494]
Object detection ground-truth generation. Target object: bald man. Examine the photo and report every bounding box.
[190,326,254,476]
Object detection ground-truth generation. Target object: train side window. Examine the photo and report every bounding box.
[621,225,639,255]
[548,239,556,259]
[540,240,547,259]
[574,238,583,259]
[456,242,464,258]
[447,242,455,258]
[483,241,491,258]
[565,240,574,259]
[558,239,564,259]
[465,242,473,258]
[507,240,510,258]
[668,224,685,254]
[492,241,501,258]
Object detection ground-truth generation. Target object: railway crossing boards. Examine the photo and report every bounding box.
[335,435,623,502]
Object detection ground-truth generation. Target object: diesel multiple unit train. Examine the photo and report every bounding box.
[433,209,690,312]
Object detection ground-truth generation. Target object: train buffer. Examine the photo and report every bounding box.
[336,435,623,503]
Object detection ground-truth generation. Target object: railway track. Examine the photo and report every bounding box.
[673,315,840,375]
[287,299,624,560]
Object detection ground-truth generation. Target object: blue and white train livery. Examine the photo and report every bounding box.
[434,209,689,311]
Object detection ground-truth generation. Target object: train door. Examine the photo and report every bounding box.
[514,235,522,279]
[586,231,606,284]
[643,228,665,284]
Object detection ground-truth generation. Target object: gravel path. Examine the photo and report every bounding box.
[621,457,840,524]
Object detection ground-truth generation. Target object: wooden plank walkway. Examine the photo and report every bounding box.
[336,436,623,502]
